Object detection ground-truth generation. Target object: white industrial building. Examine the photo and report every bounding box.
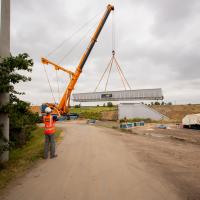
[118,103,168,121]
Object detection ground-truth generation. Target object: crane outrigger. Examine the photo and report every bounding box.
[41,4,114,116]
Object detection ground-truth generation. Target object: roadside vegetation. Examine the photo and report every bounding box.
[0,127,62,189]
[0,53,53,188]
[0,53,39,155]
[0,53,64,190]
[71,103,200,122]
[119,118,155,123]
[71,104,117,120]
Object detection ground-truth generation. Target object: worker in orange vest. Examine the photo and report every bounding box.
[43,107,57,159]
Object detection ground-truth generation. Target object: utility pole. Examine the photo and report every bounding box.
[0,0,10,162]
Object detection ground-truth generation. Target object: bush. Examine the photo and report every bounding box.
[74,104,81,108]
[154,101,160,105]
[0,53,37,154]
[9,101,40,148]
[107,102,113,107]
[120,118,152,123]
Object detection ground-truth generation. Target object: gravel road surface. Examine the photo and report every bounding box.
[1,121,184,200]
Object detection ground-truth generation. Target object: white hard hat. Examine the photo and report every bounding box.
[45,107,52,113]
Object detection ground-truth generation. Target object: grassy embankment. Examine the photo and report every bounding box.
[31,104,200,122]
[152,104,200,122]
[70,106,117,120]
[0,126,62,190]
[71,104,200,122]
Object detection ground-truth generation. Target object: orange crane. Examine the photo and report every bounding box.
[41,4,114,116]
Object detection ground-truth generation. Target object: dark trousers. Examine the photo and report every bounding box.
[44,134,56,158]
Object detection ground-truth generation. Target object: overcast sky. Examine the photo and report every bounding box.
[10,0,200,105]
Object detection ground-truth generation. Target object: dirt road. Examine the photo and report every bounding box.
[1,121,191,200]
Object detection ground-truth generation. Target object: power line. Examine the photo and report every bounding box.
[46,9,104,58]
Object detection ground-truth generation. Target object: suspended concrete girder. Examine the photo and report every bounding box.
[72,88,164,102]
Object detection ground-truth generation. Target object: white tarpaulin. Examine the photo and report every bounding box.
[182,113,200,125]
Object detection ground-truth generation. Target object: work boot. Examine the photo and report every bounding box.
[50,154,58,159]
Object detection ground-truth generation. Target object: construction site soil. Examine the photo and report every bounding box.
[96,121,200,199]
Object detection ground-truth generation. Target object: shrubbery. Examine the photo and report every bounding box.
[9,101,40,148]
[120,118,153,123]
[74,104,81,108]
[107,102,113,107]
[0,54,39,155]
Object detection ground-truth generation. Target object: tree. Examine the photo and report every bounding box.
[154,101,160,105]
[0,53,33,97]
[74,104,81,108]
[0,53,38,155]
[107,102,113,107]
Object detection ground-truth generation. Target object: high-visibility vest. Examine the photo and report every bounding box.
[43,115,56,134]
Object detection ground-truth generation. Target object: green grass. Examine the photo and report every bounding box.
[70,106,117,120]
[0,126,62,190]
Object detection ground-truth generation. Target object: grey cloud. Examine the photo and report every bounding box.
[131,0,200,37]
[11,0,200,104]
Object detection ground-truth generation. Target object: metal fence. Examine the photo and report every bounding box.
[72,88,164,102]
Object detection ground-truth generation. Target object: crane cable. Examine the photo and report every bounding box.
[55,20,100,101]
[43,11,102,104]
[94,56,113,92]
[113,55,127,90]
[57,19,100,65]
[105,56,114,91]
[42,63,56,104]
[114,56,131,90]
[94,10,131,92]
[111,11,131,90]
[55,70,60,102]
[103,11,116,91]
[112,11,115,52]
[46,9,104,58]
